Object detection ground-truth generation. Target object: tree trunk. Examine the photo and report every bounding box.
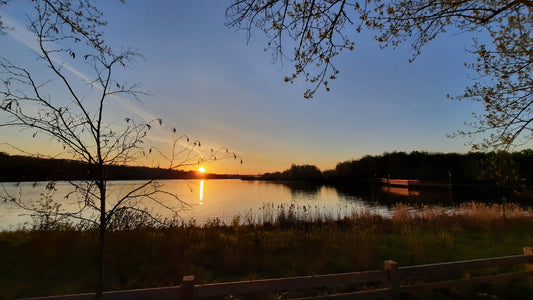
[96,181,106,299]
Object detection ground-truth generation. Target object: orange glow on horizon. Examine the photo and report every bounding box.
[198,167,206,173]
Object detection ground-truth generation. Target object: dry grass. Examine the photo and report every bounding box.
[1,202,533,299]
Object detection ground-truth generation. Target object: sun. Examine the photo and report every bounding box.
[198,167,206,173]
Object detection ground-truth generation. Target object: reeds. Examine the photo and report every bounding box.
[1,202,533,299]
[223,201,531,228]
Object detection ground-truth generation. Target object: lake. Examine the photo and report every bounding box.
[0,179,528,230]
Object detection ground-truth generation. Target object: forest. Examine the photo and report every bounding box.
[0,152,240,181]
[258,150,533,186]
[2,150,533,186]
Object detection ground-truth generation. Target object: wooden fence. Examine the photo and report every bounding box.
[32,247,533,300]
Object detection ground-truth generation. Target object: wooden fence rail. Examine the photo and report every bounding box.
[31,247,533,300]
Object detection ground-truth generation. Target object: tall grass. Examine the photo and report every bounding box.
[1,202,533,299]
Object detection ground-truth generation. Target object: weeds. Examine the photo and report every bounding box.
[1,202,533,298]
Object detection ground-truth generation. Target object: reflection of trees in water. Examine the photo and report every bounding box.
[283,182,321,198]
[268,182,322,198]
[370,185,453,206]
[446,186,526,204]
[268,181,530,207]
[333,183,528,207]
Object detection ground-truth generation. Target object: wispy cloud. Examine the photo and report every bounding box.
[1,12,157,124]
[1,10,227,163]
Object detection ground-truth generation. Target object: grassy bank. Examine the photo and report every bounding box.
[2,203,533,299]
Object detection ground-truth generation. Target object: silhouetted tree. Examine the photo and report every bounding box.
[0,1,238,297]
[481,151,523,186]
[286,164,322,181]
[335,151,533,185]
[259,164,324,181]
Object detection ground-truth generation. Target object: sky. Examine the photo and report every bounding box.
[0,1,494,175]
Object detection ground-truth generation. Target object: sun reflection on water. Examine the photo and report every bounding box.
[200,180,204,205]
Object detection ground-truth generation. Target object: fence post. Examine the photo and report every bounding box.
[524,247,533,272]
[181,275,195,300]
[384,260,400,299]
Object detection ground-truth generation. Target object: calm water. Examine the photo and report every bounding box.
[0,179,528,230]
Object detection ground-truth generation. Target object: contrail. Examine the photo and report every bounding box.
[1,11,203,156]
[1,12,157,124]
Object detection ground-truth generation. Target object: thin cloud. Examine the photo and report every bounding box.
[1,12,157,124]
[1,10,226,159]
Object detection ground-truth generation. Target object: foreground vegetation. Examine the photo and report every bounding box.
[2,203,533,299]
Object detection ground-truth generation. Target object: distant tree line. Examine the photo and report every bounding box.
[0,153,239,182]
[259,164,324,182]
[3,151,533,185]
[258,151,533,186]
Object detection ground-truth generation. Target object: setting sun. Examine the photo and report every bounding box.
[198,167,206,173]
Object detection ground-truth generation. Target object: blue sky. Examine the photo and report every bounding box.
[0,1,490,174]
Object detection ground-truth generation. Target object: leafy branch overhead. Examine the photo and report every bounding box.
[226,0,533,150]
